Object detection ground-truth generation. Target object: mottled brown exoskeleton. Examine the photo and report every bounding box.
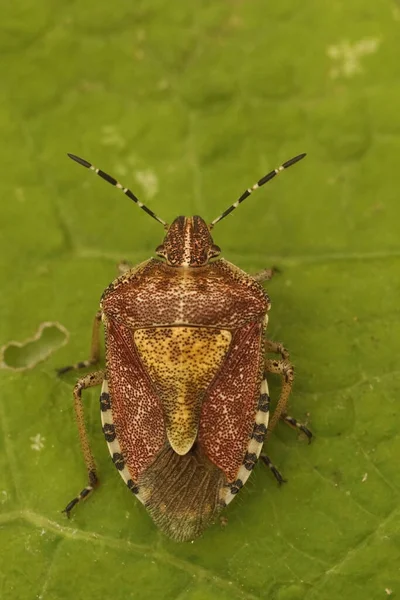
[59,152,312,541]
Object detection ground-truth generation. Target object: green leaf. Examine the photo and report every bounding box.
[1,1,399,599]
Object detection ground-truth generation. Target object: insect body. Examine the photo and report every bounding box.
[59,152,311,541]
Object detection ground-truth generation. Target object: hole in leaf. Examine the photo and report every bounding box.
[1,322,69,371]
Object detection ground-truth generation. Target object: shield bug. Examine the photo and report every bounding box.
[59,151,312,541]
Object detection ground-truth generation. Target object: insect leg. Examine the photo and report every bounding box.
[264,357,294,437]
[265,339,290,360]
[57,310,102,375]
[63,369,105,516]
[264,350,312,442]
[282,415,312,442]
[260,454,286,485]
[253,267,280,282]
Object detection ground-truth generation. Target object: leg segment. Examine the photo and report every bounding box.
[260,454,286,485]
[57,311,102,375]
[283,415,312,442]
[265,339,289,360]
[264,341,313,441]
[265,357,294,437]
[253,267,280,283]
[62,369,105,516]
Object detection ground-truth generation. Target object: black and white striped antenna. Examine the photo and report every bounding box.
[68,153,168,228]
[210,153,306,228]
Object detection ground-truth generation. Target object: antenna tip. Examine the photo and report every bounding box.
[282,153,307,169]
[67,153,91,168]
[292,152,307,163]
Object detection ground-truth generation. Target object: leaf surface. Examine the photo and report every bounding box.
[1,2,400,598]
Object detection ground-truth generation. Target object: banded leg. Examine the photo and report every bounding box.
[265,344,312,442]
[282,415,312,441]
[264,356,294,438]
[260,454,286,485]
[57,311,102,375]
[63,369,105,516]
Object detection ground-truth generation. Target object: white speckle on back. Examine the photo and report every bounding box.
[30,433,45,451]
[327,38,380,78]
